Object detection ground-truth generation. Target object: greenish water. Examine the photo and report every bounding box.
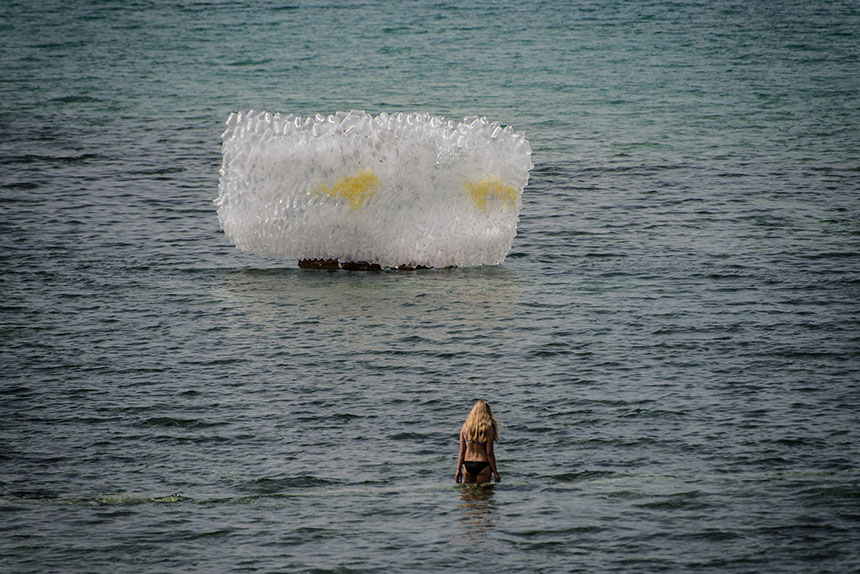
[1,1,858,572]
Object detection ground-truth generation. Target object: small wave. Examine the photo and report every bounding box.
[390,432,428,440]
[636,490,707,510]
[7,153,99,165]
[550,470,616,483]
[679,529,742,541]
[136,416,228,429]
[47,95,103,104]
[246,476,339,494]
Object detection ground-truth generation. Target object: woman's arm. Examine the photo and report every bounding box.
[455,428,465,483]
[486,428,501,482]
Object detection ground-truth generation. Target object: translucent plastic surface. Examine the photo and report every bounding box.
[216,111,532,268]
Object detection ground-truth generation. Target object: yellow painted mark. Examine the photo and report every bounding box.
[315,170,378,210]
[466,177,518,210]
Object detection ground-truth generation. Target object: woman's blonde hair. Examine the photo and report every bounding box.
[463,400,499,443]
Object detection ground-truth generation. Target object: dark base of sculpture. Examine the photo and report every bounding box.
[299,259,432,271]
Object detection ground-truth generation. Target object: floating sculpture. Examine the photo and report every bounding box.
[216,111,532,269]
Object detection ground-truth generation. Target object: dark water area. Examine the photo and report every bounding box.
[2,1,859,572]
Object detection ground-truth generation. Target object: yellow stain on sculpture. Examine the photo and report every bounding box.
[316,170,378,210]
[466,177,519,210]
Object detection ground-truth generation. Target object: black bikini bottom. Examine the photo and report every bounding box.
[463,461,489,476]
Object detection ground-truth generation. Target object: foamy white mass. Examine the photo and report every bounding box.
[216,110,532,268]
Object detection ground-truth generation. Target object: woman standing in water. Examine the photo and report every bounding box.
[455,400,501,484]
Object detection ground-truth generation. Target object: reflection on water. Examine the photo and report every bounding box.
[213,267,523,319]
[210,267,525,358]
[458,484,497,543]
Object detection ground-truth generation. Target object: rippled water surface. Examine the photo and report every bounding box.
[2,1,859,572]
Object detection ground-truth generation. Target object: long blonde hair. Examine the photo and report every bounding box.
[463,400,499,443]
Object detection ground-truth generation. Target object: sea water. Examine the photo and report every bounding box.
[1,1,859,573]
